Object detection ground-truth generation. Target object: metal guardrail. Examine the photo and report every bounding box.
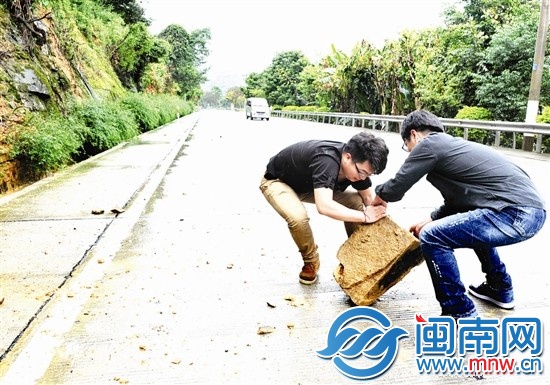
[271,110,550,153]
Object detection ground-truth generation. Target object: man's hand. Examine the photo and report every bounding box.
[363,205,387,224]
[409,217,433,237]
[370,195,388,208]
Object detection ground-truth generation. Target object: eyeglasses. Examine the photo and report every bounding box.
[354,162,373,178]
[401,140,410,152]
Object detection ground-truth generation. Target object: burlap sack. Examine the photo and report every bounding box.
[334,216,424,306]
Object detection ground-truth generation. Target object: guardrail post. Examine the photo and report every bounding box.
[495,131,501,147]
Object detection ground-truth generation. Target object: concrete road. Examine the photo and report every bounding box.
[0,110,549,384]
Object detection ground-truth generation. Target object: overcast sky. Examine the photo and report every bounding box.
[141,0,453,90]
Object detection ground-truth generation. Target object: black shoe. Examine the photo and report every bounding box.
[468,282,515,310]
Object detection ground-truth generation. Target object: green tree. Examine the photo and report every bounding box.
[403,27,470,117]
[200,86,223,108]
[243,72,267,98]
[110,22,170,91]
[100,0,148,25]
[225,87,245,109]
[317,45,363,112]
[158,24,211,102]
[296,63,330,108]
[441,0,542,117]
[323,45,353,112]
[334,43,374,113]
[374,42,399,115]
[427,22,485,115]
[263,51,310,107]
[451,0,532,44]
[346,41,386,114]
[474,5,543,121]
[137,38,173,93]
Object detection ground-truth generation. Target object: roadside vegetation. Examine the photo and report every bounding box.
[7,94,193,179]
[0,0,206,186]
[237,0,549,123]
[231,0,549,151]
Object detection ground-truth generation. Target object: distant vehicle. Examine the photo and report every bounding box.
[245,97,270,121]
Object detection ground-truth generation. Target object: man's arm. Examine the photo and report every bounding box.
[313,187,386,223]
[357,187,375,206]
[375,140,438,202]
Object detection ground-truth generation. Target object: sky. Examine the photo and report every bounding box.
[140,0,453,90]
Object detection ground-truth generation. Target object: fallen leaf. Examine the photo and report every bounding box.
[257,326,276,335]
[284,294,307,307]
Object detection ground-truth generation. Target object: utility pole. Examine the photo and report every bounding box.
[523,0,549,151]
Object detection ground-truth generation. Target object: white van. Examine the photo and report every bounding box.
[245,97,270,121]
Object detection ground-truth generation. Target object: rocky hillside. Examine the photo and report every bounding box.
[0,1,128,193]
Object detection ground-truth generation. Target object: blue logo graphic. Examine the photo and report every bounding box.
[317,307,408,379]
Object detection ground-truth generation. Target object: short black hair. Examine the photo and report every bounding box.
[400,110,445,140]
[344,131,389,175]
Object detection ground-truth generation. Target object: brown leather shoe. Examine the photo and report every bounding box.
[299,259,320,285]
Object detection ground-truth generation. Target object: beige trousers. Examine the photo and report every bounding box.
[259,176,363,262]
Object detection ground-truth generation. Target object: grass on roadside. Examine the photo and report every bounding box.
[7,93,194,180]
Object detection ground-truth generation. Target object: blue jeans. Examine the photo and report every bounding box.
[419,206,546,318]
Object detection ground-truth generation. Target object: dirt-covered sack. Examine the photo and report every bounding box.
[334,216,424,306]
